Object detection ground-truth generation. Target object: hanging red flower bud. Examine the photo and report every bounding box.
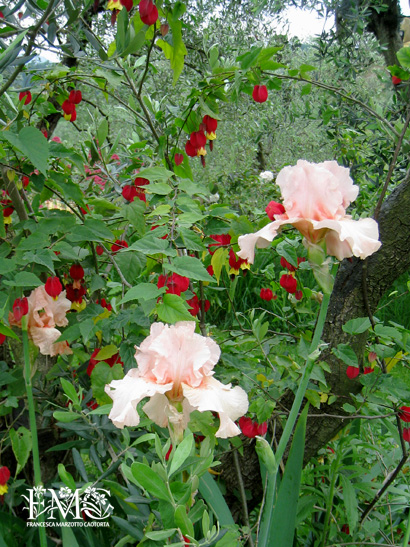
[403,428,410,442]
[19,91,32,105]
[392,75,402,86]
[45,276,63,299]
[280,274,297,294]
[96,245,104,256]
[280,256,297,272]
[265,200,285,220]
[239,417,268,438]
[134,177,149,187]
[70,264,84,280]
[174,153,184,166]
[121,0,133,11]
[160,23,169,36]
[139,0,158,25]
[0,333,6,345]
[22,176,30,188]
[346,366,359,379]
[13,297,29,321]
[368,351,377,363]
[260,288,274,301]
[185,140,197,157]
[190,130,207,150]
[252,85,268,103]
[363,366,374,374]
[399,406,410,422]
[295,290,303,301]
[68,90,82,104]
[0,466,10,495]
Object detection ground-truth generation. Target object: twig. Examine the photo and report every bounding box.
[99,244,132,288]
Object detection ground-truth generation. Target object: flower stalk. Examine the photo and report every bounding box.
[22,316,47,547]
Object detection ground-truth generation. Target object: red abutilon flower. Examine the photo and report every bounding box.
[70,264,84,282]
[68,89,82,104]
[260,288,274,301]
[174,153,184,166]
[105,321,249,437]
[238,160,381,264]
[280,256,298,272]
[239,416,268,438]
[61,100,77,122]
[122,185,138,202]
[252,85,268,103]
[280,274,297,294]
[399,406,410,422]
[202,115,218,140]
[13,297,29,321]
[228,249,249,275]
[157,273,190,296]
[341,524,350,535]
[295,290,303,301]
[187,294,210,317]
[161,22,169,37]
[41,129,48,138]
[265,200,285,220]
[96,298,112,311]
[346,366,359,379]
[111,240,128,253]
[0,333,5,345]
[208,233,231,254]
[22,176,30,188]
[45,277,63,299]
[19,91,32,105]
[96,245,104,256]
[392,75,402,85]
[65,282,87,304]
[363,366,374,374]
[206,265,214,276]
[0,466,10,495]
[139,0,158,25]
[403,428,410,443]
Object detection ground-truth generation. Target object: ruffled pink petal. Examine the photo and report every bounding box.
[27,286,71,328]
[143,394,194,430]
[315,217,382,260]
[136,322,220,389]
[237,222,280,263]
[105,369,172,429]
[30,326,71,356]
[182,377,249,438]
[276,160,357,221]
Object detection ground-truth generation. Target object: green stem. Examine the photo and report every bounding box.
[321,448,343,547]
[402,507,410,547]
[22,318,47,547]
[274,289,331,465]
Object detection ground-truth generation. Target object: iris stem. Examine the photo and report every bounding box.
[22,317,47,547]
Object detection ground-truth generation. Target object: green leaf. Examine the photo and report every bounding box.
[121,200,146,235]
[198,472,235,526]
[131,462,173,502]
[10,426,32,474]
[137,166,174,183]
[60,378,81,410]
[3,127,49,176]
[342,317,372,335]
[156,293,194,323]
[259,405,308,547]
[129,234,176,256]
[164,256,214,282]
[178,228,206,251]
[94,345,118,360]
[332,344,358,367]
[157,16,187,84]
[3,271,43,288]
[86,404,112,415]
[340,474,358,532]
[91,362,124,405]
[175,505,194,537]
[97,119,109,146]
[397,46,410,69]
[147,182,173,195]
[58,463,77,491]
[22,250,55,274]
[53,411,82,423]
[120,283,164,304]
[169,434,194,477]
[145,529,178,541]
[211,247,228,284]
[122,30,145,57]
[236,46,263,69]
[0,323,19,340]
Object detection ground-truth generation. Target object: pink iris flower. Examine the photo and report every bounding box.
[105,322,249,438]
[237,160,381,263]
[9,286,72,356]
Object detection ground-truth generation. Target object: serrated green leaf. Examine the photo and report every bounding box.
[156,293,195,323]
[120,283,164,304]
[137,166,174,183]
[3,127,49,176]
[164,256,214,282]
[3,271,43,288]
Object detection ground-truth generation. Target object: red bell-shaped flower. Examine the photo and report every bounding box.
[260,288,274,301]
[70,264,84,280]
[13,297,29,321]
[346,366,359,379]
[68,90,82,104]
[280,274,297,294]
[19,91,32,105]
[45,276,63,299]
[265,200,285,220]
[139,0,158,25]
[252,85,268,103]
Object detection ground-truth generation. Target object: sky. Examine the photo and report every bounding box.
[284,0,410,40]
